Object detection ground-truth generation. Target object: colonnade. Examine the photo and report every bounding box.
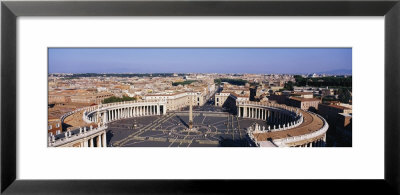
[295,135,327,147]
[81,132,107,147]
[88,104,166,124]
[48,125,108,147]
[238,105,297,126]
[241,100,329,147]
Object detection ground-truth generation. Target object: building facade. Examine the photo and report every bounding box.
[144,92,205,111]
[288,97,321,111]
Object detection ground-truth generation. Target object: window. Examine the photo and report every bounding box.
[48,125,52,130]
[56,123,60,128]
[56,130,61,135]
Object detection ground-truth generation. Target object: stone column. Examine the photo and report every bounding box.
[96,135,101,147]
[262,109,264,120]
[89,138,94,147]
[265,110,268,121]
[256,108,258,119]
[102,133,107,147]
[157,105,160,115]
[83,139,88,147]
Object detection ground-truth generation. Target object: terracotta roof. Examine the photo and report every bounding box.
[320,104,351,110]
[289,97,321,102]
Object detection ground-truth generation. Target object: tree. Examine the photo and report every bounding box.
[214,78,247,86]
[338,88,352,103]
[102,96,137,104]
[284,81,294,91]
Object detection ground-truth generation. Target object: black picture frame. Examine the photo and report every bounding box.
[1,0,399,194]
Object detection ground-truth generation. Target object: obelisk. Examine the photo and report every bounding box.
[189,95,193,129]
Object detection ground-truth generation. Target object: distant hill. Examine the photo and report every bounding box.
[317,69,352,75]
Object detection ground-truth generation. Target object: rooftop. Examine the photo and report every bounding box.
[289,97,321,102]
[253,109,324,141]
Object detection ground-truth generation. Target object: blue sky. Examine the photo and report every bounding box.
[48,48,352,74]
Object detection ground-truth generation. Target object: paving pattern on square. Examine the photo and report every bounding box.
[107,111,264,147]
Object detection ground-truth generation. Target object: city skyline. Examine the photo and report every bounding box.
[49,48,352,74]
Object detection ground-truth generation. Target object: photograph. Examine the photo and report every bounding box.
[47,48,352,147]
